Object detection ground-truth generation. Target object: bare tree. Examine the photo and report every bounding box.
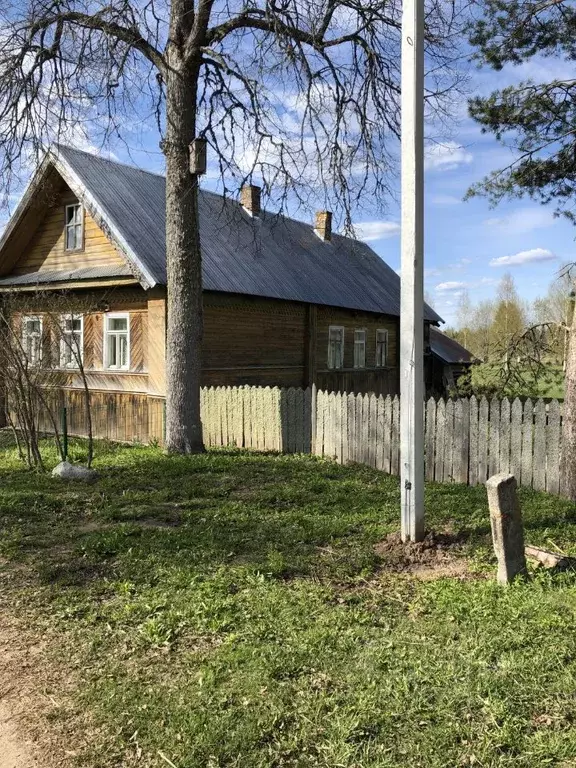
[0,290,99,468]
[0,0,467,453]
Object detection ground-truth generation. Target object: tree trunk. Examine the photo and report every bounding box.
[561,314,576,498]
[163,45,204,453]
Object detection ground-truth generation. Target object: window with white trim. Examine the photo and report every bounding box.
[22,316,42,366]
[327,325,344,370]
[60,314,83,368]
[354,329,366,368]
[376,328,389,367]
[104,313,130,370]
[65,203,83,251]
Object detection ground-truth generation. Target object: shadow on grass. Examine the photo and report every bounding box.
[1,444,576,590]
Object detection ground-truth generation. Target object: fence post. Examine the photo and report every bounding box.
[61,406,68,461]
[486,473,527,584]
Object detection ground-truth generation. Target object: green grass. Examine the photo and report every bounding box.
[2,440,576,767]
[466,364,565,400]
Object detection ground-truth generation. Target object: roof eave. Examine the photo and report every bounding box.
[50,148,157,290]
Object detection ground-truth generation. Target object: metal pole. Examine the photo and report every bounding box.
[61,406,68,462]
[400,0,425,542]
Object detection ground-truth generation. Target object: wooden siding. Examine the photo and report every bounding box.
[202,293,307,388]
[147,292,166,396]
[13,188,126,275]
[315,306,399,395]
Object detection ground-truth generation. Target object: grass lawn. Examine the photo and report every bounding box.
[467,364,565,400]
[2,440,576,767]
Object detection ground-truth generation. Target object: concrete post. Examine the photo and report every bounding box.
[486,473,528,584]
[400,0,425,543]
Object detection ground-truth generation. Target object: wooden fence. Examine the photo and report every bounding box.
[201,386,563,494]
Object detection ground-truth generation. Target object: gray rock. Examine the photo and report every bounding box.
[52,461,98,483]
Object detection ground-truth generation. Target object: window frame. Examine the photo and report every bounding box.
[327,325,345,370]
[375,328,389,368]
[22,315,43,366]
[64,203,84,252]
[59,314,84,369]
[353,328,367,369]
[104,312,130,371]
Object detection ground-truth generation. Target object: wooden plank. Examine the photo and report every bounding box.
[521,398,533,489]
[391,395,400,476]
[341,391,349,464]
[452,399,463,483]
[376,395,384,471]
[221,387,229,448]
[434,398,446,483]
[315,389,324,456]
[367,394,376,468]
[295,387,305,453]
[351,393,360,463]
[383,395,392,474]
[361,394,370,466]
[477,397,489,484]
[488,398,501,478]
[533,399,547,491]
[499,398,511,475]
[346,392,356,461]
[244,386,253,450]
[510,398,523,481]
[546,400,561,495]
[458,398,470,484]
[303,386,312,454]
[444,399,455,483]
[425,397,436,481]
[468,396,478,486]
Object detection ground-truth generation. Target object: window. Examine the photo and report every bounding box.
[65,203,83,251]
[354,329,366,368]
[22,316,42,366]
[104,314,130,370]
[376,329,389,367]
[60,315,83,368]
[327,325,344,369]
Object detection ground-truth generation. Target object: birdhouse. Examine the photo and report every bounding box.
[189,139,207,175]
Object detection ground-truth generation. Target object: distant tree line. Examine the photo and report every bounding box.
[443,271,572,398]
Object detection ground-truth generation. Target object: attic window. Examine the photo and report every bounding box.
[65,204,83,251]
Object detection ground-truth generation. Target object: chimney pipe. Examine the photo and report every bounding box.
[240,184,261,217]
[315,211,332,242]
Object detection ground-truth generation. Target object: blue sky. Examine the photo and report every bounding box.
[359,52,576,327]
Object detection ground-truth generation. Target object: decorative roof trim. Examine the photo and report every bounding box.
[49,149,157,289]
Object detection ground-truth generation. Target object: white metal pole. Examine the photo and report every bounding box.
[400,0,425,542]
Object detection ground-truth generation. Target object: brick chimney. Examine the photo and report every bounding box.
[314,210,332,242]
[240,184,261,216]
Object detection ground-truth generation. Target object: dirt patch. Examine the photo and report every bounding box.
[374,531,472,580]
[0,603,84,768]
[0,617,44,767]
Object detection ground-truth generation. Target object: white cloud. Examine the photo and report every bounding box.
[430,194,462,206]
[484,207,555,235]
[435,281,468,292]
[425,142,473,172]
[354,221,400,242]
[489,248,557,267]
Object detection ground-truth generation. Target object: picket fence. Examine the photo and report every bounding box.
[201,386,563,494]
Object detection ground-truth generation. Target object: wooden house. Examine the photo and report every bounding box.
[427,327,475,396]
[0,146,442,439]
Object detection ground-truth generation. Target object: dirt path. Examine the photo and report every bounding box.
[0,701,38,768]
[0,614,44,768]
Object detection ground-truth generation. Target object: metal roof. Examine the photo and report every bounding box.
[430,327,474,364]
[0,265,133,287]
[7,145,443,322]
